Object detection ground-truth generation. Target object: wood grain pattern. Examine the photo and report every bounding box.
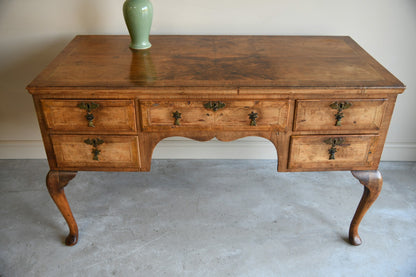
[214,100,289,131]
[140,100,214,131]
[140,100,289,132]
[26,35,405,246]
[288,135,379,170]
[27,35,405,91]
[294,99,387,131]
[51,135,140,170]
[41,99,136,134]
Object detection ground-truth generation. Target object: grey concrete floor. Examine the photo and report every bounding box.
[0,160,415,277]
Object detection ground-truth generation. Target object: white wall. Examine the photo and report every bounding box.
[0,0,415,160]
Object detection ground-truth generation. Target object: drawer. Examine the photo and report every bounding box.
[288,135,379,170]
[41,100,137,133]
[51,135,140,169]
[140,100,289,131]
[293,99,387,131]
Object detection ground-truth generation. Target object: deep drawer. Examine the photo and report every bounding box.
[51,135,140,169]
[288,135,379,170]
[293,99,387,131]
[41,100,137,133]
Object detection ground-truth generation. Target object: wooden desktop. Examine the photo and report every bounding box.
[27,35,405,246]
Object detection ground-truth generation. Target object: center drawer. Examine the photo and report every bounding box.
[139,100,289,131]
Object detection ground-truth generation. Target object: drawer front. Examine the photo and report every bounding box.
[51,135,140,169]
[288,135,379,170]
[215,100,289,131]
[41,100,137,133]
[140,100,289,131]
[140,101,214,131]
[294,99,387,131]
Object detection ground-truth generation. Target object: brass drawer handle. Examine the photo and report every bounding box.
[330,101,352,126]
[204,101,225,111]
[172,111,182,126]
[84,138,104,160]
[324,137,347,160]
[248,111,258,126]
[77,102,100,127]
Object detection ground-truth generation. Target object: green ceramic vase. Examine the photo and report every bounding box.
[123,0,153,49]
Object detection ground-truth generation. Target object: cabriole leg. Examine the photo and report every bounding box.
[46,170,78,246]
[349,170,383,246]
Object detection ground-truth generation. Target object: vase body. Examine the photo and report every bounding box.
[123,0,153,49]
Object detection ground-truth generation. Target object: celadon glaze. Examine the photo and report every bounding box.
[123,0,153,49]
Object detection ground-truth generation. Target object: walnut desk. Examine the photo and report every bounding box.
[27,35,405,246]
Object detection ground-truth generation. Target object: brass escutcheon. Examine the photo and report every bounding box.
[203,101,226,111]
[248,111,258,126]
[84,138,104,160]
[324,137,346,160]
[78,102,100,127]
[329,101,352,126]
[172,111,182,126]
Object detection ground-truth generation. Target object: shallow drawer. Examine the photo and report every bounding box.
[293,99,387,131]
[140,100,289,131]
[288,135,379,170]
[41,100,136,133]
[51,135,140,169]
